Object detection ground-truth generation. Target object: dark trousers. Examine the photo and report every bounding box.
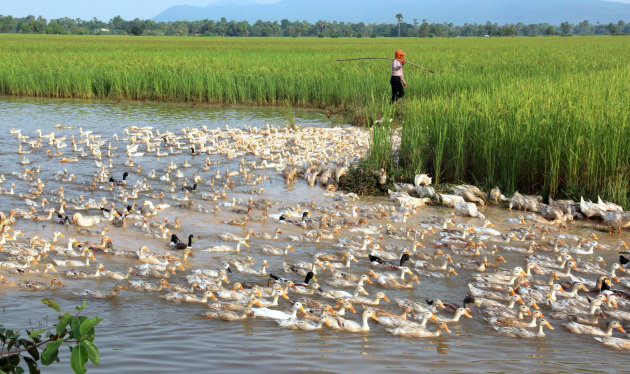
[390,76,404,103]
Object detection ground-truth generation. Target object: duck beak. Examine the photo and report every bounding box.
[121,285,127,290]
[90,253,96,260]
[164,281,171,288]
[623,242,629,250]
[531,301,540,310]
[249,258,254,265]
[239,285,246,292]
[383,296,390,303]
[31,258,38,264]
[450,269,458,276]
[618,325,626,333]
[443,324,452,334]
[59,233,65,238]
[50,265,57,273]
[312,275,318,282]
[545,321,554,330]
[256,289,262,297]
[591,233,599,240]
[613,274,620,282]
[288,246,294,252]
[299,306,306,314]
[509,288,516,295]
[255,300,263,307]
[488,222,495,227]
[517,297,525,305]
[210,294,218,302]
[352,257,358,263]
[463,310,472,318]
[431,314,439,322]
[371,314,380,322]
[365,278,373,284]
[417,243,425,248]
[553,273,559,280]
[526,309,532,317]
[56,280,64,287]
[282,293,290,300]
[243,242,249,248]
[599,258,606,267]
[179,263,185,271]
[349,305,356,313]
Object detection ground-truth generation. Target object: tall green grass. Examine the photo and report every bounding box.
[0,34,628,206]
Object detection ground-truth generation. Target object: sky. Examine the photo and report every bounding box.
[1,0,629,21]
[0,0,279,20]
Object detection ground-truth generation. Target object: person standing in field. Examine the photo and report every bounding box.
[391,49,407,103]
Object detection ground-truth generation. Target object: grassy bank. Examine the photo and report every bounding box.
[0,34,628,207]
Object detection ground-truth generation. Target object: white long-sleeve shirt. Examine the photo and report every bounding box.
[392,60,406,84]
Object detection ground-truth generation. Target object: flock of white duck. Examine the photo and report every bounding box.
[1,123,630,350]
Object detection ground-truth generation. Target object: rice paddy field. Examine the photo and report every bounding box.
[0,34,628,207]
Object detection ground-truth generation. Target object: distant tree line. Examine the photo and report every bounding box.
[0,14,628,37]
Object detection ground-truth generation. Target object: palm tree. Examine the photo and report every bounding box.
[396,13,403,37]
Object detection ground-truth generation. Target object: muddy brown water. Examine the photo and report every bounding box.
[0,97,628,373]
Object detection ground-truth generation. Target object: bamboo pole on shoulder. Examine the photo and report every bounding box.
[336,57,435,73]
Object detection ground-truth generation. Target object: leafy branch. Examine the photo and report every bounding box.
[0,299,101,374]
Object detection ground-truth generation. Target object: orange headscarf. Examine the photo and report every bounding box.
[395,49,407,62]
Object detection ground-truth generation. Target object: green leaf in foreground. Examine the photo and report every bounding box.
[79,317,102,337]
[40,299,60,313]
[75,301,86,311]
[56,312,72,336]
[80,341,100,366]
[70,345,86,374]
[27,329,45,339]
[70,318,81,340]
[23,356,39,374]
[40,339,63,366]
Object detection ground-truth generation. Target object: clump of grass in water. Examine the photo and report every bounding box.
[338,162,390,196]
[284,107,297,131]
